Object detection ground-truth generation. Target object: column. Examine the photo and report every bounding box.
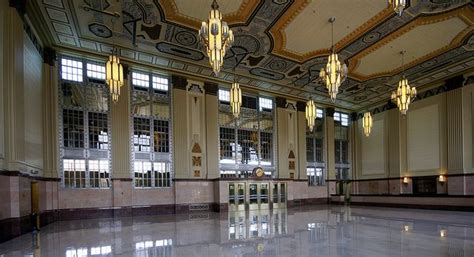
[111,66,132,209]
[276,97,298,179]
[3,4,26,173]
[325,107,336,194]
[171,75,188,179]
[204,82,219,179]
[42,48,59,179]
[446,76,467,195]
[296,101,307,180]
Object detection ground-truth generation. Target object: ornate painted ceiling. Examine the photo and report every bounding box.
[31,0,474,110]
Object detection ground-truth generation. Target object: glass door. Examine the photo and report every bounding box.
[229,183,246,211]
[249,183,259,210]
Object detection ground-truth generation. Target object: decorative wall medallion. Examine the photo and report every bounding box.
[89,22,112,38]
[288,161,295,170]
[192,143,202,153]
[192,156,201,167]
[175,31,197,46]
[288,150,295,159]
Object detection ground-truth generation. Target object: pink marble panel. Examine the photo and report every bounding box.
[18,177,31,217]
[466,176,474,195]
[132,187,175,206]
[112,180,132,207]
[0,175,12,219]
[289,181,327,200]
[389,179,401,195]
[175,181,214,204]
[58,188,113,209]
[9,176,20,217]
[448,176,465,195]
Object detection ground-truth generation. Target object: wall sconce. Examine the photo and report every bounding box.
[403,177,409,184]
[403,225,410,232]
[440,229,447,238]
[438,175,446,183]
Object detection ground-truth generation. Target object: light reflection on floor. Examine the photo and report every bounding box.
[0,205,473,257]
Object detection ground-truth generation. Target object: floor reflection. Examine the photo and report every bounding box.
[1,205,474,257]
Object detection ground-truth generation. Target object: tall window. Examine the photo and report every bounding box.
[307,108,325,186]
[334,111,350,180]
[59,57,110,188]
[131,71,172,188]
[218,89,275,178]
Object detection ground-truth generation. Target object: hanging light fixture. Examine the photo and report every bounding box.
[362,112,373,137]
[320,17,348,103]
[388,0,406,16]
[230,80,242,118]
[391,51,416,116]
[106,48,124,103]
[305,99,317,132]
[199,0,234,75]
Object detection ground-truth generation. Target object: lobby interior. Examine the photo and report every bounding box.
[1,0,474,256]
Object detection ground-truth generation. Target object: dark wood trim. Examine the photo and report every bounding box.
[327,173,474,183]
[331,194,474,198]
[331,201,474,212]
[0,171,61,181]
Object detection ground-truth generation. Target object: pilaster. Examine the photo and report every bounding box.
[111,71,131,179]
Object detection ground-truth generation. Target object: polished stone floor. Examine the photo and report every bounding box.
[0,205,473,257]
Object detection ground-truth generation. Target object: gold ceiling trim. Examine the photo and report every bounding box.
[268,0,393,62]
[348,6,474,81]
[159,0,260,29]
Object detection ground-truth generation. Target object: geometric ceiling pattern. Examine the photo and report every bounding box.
[31,0,474,111]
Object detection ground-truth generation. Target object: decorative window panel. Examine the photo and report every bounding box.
[131,70,172,188]
[59,56,110,188]
[218,92,275,177]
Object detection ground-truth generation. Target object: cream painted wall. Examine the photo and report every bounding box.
[355,88,471,180]
[359,115,386,177]
[462,83,474,173]
[0,0,5,168]
[406,94,447,175]
[23,32,44,171]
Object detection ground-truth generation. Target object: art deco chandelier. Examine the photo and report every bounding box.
[305,99,317,132]
[391,51,417,115]
[388,0,406,16]
[319,17,348,103]
[106,48,124,103]
[230,80,242,118]
[362,112,373,137]
[199,0,234,75]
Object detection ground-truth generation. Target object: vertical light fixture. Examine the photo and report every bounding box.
[391,51,416,116]
[106,50,124,103]
[320,17,348,103]
[305,99,316,132]
[199,0,234,76]
[388,0,406,16]
[230,79,242,118]
[362,112,373,137]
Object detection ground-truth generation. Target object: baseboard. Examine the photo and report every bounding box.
[330,201,474,212]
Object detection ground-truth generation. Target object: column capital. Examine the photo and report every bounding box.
[275,97,286,108]
[43,47,57,66]
[325,107,335,117]
[204,81,218,95]
[172,75,187,90]
[296,101,306,112]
